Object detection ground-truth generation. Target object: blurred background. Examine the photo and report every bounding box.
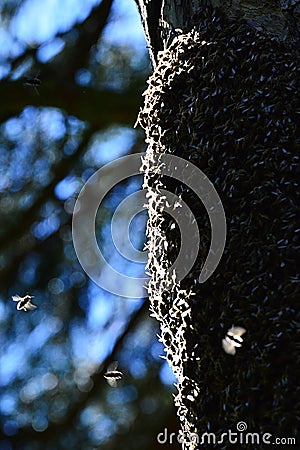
[0,1,180,448]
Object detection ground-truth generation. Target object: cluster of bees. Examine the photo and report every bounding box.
[11,294,245,381]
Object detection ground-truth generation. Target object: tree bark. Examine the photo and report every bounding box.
[135,1,299,448]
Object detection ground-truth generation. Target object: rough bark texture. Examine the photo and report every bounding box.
[136,2,299,449]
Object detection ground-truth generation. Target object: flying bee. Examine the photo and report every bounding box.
[23,72,41,95]
[12,294,37,312]
[104,361,123,387]
[222,326,246,355]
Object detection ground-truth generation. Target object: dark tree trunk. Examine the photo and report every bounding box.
[135,1,299,448]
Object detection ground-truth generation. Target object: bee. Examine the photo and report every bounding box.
[12,294,37,312]
[222,326,246,355]
[23,72,41,95]
[104,361,123,387]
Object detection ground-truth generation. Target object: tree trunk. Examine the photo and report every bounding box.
[135,1,299,448]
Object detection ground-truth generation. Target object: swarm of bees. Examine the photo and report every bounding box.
[222,326,246,355]
[12,294,37,312]
[104,361,123,387]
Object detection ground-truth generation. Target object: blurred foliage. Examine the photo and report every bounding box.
[0,1,179,449]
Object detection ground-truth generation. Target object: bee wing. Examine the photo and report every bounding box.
[106,361,118,372]
[26,302,37,311]
[222,338,236,355]
[12,295,23,302]
[229,326,246,337]
[106,378,118,388]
